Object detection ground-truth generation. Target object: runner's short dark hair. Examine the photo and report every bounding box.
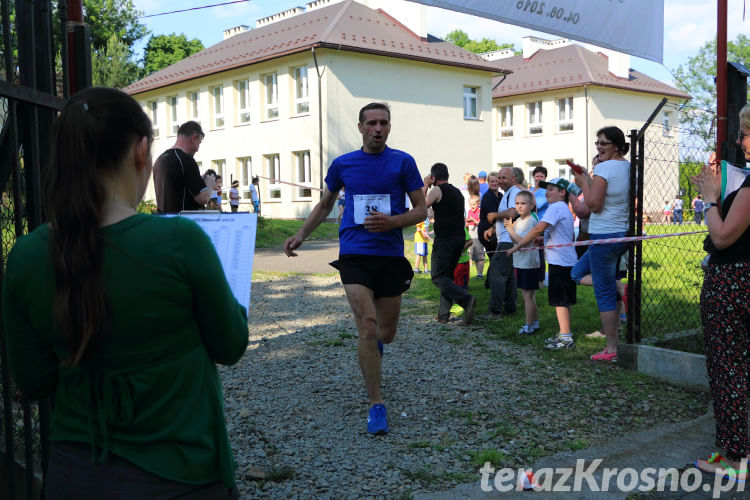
[177,120,204,139]
[359,102,390,123]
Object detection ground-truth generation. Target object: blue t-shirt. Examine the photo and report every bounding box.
[531,186,548,219]
[325,146,423,257]
[479,183,489,197]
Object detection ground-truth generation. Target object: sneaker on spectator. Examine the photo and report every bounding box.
[546,337,575,350]
[545,334,562,344]
[518,324,537,335]
[367,403,389,434]
[413,269,422,274]
[585,330,606,339]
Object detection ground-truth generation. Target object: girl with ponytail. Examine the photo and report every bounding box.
[3,87,248,499]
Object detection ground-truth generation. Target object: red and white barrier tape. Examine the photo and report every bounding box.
[255,175,324,192]
[489,230,708,254]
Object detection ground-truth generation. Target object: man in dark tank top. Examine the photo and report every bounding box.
[424,163,477,324]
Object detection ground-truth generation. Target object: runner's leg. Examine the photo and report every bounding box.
[344,284,383,405]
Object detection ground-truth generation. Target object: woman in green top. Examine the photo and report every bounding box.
[2,87,248,499]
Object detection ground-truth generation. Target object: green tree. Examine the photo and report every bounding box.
[444,29,514,54]
[92,34,140,88]
[673,34,750,142]
[84,0,148,55]
[143,33,205,75]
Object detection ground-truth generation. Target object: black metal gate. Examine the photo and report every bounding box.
[0,0,81,498]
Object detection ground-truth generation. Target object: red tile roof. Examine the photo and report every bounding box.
[125,0,510,95]
[491,45,690,100]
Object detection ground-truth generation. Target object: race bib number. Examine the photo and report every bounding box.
[353,194,391,224]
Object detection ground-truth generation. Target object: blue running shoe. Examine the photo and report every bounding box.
[377,340,384,357]
[367,404,389,434]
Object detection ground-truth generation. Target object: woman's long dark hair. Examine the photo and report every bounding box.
[467,176,479,197]
[44,87,153,365]
[597,126,630,156]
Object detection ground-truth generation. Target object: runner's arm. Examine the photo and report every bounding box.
[507,222,549,255]
[284,188,338,256]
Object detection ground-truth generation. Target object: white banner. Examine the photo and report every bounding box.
[407,0,664,63]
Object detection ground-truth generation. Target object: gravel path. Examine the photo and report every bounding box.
[223,273,708,499]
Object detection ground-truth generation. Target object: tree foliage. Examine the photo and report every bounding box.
[444,29,514,54]
[673,34,750,142]
[92,34,140,88]
[143,33,205,75]
[84,0,148,55]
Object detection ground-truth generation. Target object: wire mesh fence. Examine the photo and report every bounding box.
[636,101,714,338]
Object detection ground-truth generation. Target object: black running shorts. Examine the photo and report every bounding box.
[331,254,414,298]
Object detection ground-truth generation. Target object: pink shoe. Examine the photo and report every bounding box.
[590,349,617,362]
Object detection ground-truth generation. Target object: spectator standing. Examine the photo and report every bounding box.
[482,167,520,319]
[413,218,431,274]
[478,171,500,254]
[572,126,631,362]
[477,170,489,197]
[662,200,672,223]
[424,163,477,324]
[503,190,540,335]
[691,103,750,479]
[153,121,214,213]
[229,180,240,213]
[509,179,578,349]
[2,87,248,498]
[466,195,485,277]
[692,194,704,224]
[672,195,684,224]
[249,176,260,214]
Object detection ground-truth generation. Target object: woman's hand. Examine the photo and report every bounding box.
[690,164,721,202]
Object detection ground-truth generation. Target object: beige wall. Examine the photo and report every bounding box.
[492,86,681,214]
[136,50,495,218]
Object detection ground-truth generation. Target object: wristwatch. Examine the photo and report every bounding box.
[704,201,718,211]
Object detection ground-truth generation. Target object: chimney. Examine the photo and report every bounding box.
[481,48,515,61]
[360,0,427,38]
[522,36,571,58]
[583,43,631,79]
[223,25,249,39]
[256,6,306,28]
[306,0,345,11]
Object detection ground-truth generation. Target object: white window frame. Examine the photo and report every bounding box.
[528,101,542,135]
[211,86,224,129]
[236,80,251,124]
[293,66,309,115]
[558,160,573,182]
[188,91,200,123]
[238,157,252,198]
[264,73,278,120]
[526,161,542,187]
[662,111,671,137]
[498,105,513,138]
[294,151,312,200]
[168,96,180,136]
[463,86,478,119]
[149,101,159,138]
[557,97,573,132]
[212,159,226,184]
[265,154,281,200]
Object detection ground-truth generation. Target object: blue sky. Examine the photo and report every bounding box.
[131,0,748,88]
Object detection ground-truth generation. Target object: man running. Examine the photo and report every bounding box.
[283,102,426,434]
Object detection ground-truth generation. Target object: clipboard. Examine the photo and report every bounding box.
[177,211,257,311]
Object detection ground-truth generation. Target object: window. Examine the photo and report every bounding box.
[264,73,278,120]
[236,80,251,124]
[463,86,478,119]
[238,157,252,198]
[148,101,159,138]
[558,97,573,132]
[188,91,200,123]
[264,154,281,199]
[168,96,180,135]
[211,86,224,129]
[293,66,309,114]
[294,151,312,199]
[662,111,671,136]
[558,160,574,182]
[212,159,226,184]
[527,161,542,186]
[528,101,542,135]
[498,105,513,138]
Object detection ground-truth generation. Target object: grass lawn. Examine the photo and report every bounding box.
[255,218,340,248]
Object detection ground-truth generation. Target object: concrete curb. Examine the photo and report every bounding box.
[618,343,709,390]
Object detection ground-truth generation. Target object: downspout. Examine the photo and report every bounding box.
[312,46,326,195]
